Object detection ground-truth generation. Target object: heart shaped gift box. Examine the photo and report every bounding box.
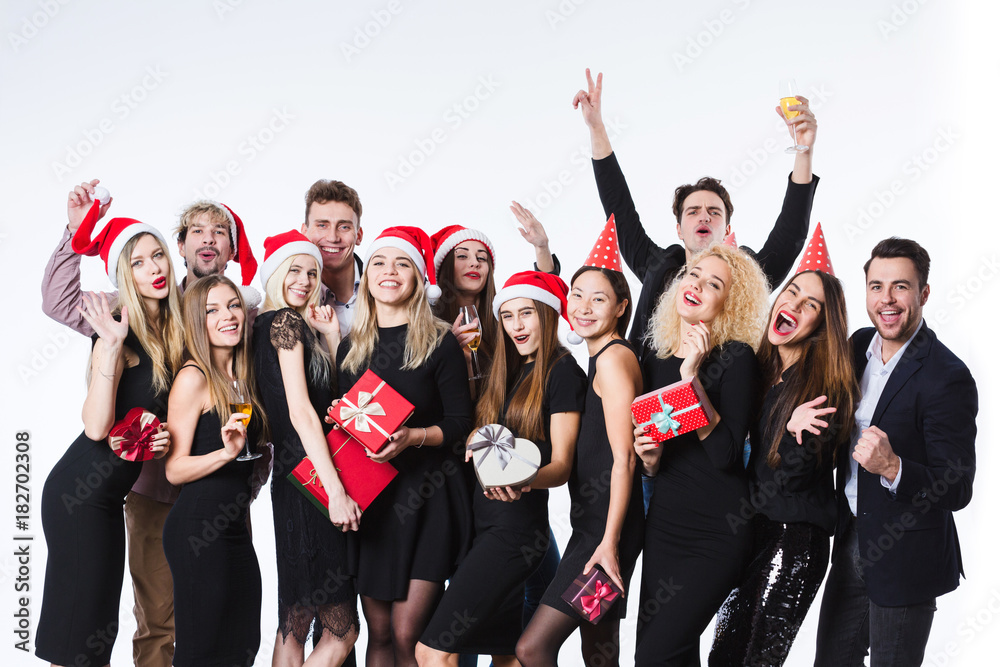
[468,424,541,490]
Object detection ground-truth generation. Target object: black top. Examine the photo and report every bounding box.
[641,341,759,531]
[593,151,819,351]
[473,353,586,531]
[748,368,837,535]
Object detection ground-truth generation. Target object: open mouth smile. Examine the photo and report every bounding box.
[773,310,798,336]
[683,291,702,306]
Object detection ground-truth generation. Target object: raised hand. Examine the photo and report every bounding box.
[451,313,480,350]
[220,412,248,460]
[67,178,112,233]
[78,292,129,347]
[510,200,551,249]
[308,303,341,339]
[853,425,900,481]
[786,395,837,445]
[679,321,711,380]
[572,68,604,130]
[776,96,818,151]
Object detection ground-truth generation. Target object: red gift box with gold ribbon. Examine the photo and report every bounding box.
[560,568,623,624]
[332,370,415,453]
[287,428,398,516]
[107,407,160,462]
[631,376,714,443]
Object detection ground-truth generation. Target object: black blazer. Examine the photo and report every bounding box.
[834,325,977,607]
[592,152,819,351]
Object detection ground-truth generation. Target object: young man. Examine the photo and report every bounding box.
[814,238,977,666]
[300,179,365,337]
[41,179,257,667]
[573,69,819,349]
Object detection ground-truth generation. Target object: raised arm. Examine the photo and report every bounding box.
[42,179,117,336]
[695,343,760,471]
[79,294,128,440]
[510,201,557,274]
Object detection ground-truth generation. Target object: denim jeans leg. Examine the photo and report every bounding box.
[869,597,936,667]
[814,519,871,667]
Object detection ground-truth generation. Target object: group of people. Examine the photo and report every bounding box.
[35,69,977,667]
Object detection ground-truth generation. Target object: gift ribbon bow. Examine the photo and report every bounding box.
[640,392,702,437]
[581,581,618,621]
[108,409,159,462]
[468,424,539,472]
[339,381,390,438]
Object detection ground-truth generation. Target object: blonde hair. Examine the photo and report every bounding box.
[182,275,266,439]
[261,253,332,387]
[342,264,449,375]
[113,233,185,393]
[645,244,769,358]
[174,200,232,246]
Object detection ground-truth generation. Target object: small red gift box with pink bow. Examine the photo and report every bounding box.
[560,568,623,624]
[107,407,161,462]
[287,428,398,516]
[332,370,415,453]
[631,376,714,443]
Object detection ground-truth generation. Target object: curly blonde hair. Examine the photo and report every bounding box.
[645,244,769,358]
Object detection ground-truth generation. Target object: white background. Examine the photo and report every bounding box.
[1,0,996,665]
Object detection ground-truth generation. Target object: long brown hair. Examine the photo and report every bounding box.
[182,275,267,438]
[757,271,858,467]
[433,246,498,372]
[476,300,567,442]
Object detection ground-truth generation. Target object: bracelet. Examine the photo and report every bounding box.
[415,427,427,448]
[99,370,115,381]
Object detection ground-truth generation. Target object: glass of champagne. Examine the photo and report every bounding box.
[230,380,260,462]
[779,79,808,154]
[459,305,484,380]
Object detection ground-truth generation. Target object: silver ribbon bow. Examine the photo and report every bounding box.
[468,424,538,471]
[339,381,389,437]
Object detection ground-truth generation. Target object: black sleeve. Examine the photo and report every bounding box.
[432,332,474,446]
[751,174,819,291]
[534,253,561,276]
[592,152,672,283]
[699,342,760,471]
[270,308,306,351]
[546,353,587,415]
[777,430,828,493]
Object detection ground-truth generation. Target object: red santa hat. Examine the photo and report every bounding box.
[584,214,622,271]
[723,231,738,248]
[364,226,442,304]
[259,230,324,291]
[796,223,835,276]
[431,225,496,275]
[492,271,582,343]
[72,201,170,288]
[209,201,258,287]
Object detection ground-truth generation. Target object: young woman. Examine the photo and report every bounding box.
[163,275,265,666]
[253,231,360,666]
[332,226,473,667]
[516,266,644,667]
[709,269,857,666]
[37,213,182,666]
[632,244,770,666]
[416,271,586,667]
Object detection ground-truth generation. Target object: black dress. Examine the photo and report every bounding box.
[540,339,645,620]
[337,324,474,600]
[709,367,835,667]
[162,384,262,667]
[253,308,357,643]
[420,353,586,654]
[635,341,759,667]
[37,330,165,665]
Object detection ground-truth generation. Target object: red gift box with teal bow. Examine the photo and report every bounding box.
[631,377,714,442]
[560,568,623,624]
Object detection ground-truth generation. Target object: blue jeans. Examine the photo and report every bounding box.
[814,517,936,667]
[641,474,654,515]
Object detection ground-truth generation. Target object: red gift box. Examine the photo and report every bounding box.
[107,407,160,462]
[560,568,623,624]
[333,370,415,453]
[287,428,398,516]
[631,377,714,443]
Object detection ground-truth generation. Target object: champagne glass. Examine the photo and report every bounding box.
[779,79,808,154]
[459,305,484,380]
[230,380,260,462]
